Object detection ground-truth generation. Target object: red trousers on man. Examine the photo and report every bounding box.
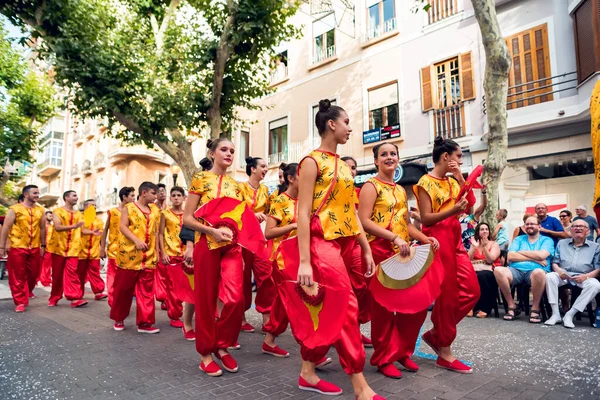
[242,249,276,314]
[298,219,365,375]
[7,248,41,306]
[39,251,52,287]
[154,258,168,303]
[194,237,244,356]
[77,259,106,296]
[49,254,84,303]
[163,257,183,321]
[106,258,117,307]
[368,238,428,367]
[423,218,480,348]
[110,268,156,326]
[347,241,371,324]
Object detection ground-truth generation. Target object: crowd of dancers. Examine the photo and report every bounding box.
[0,100,483,400]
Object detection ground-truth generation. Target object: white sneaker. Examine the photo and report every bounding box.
[544,315,562,326]
[563,314,575,329]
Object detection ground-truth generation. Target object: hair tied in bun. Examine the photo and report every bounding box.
[318,99,331,113]
[206,139,214,149]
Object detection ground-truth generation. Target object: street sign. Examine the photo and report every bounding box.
[362,128,381,144]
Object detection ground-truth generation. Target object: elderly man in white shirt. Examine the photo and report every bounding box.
[545,219,600,328]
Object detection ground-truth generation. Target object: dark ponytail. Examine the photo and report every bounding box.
[432,136,460,163]
[278,162,298,193]
[315,99,345,137]
[245,157,263,176]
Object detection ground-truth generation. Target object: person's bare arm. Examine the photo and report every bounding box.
[473,193,487,221]
[53,213,83,232]
[158,214,168,263]
[99,217,110,259]
[512,226,520,241]
[297,158,318,286]
[357,182,396,241]
[406,211,439,251]
[39,216,46,256]
[264,216,296,240]
[0,210,16,257]
[518,250,550,261]
[119,207,146,250]
[417,186,468,227]
[354,209,375,277]
[182,193,230,242]
[481,241,500,264]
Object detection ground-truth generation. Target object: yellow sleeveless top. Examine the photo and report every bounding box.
[300,150,360,240]
[162,208,184,257]
[413,174,461,214]
[116,203,161,270]
[189,170,245,249]
[48,208,83,257]
[106,207,121,259]
[45,224,53,245]
[8,204,45,249]
[79,217,103,260]
[241,182,270,214]
[365,178,409,242]
[267,192,298,257]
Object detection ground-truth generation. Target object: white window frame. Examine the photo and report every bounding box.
[265,114,291,166]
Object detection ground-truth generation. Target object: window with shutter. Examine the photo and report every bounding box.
[368,82,399,130]
[505,24,552,109]
[573,0,600,84]
[420,66,433,112]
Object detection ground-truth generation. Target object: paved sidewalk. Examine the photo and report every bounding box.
[1,286,599,400]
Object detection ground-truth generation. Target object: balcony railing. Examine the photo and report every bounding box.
[506,71,577,110]
[314,45,336,64]
[365,17,397,41]
[433,102,466,140]
[268,151,288,166]
[82,159,92,174]
[37,157,62,176]
[94,153,106,169]
[427,0,460,25]
[71,165,79,176]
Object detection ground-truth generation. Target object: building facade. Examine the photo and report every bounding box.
[233,0,599,229]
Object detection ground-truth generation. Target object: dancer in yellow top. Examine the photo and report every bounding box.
[78,199,108,301]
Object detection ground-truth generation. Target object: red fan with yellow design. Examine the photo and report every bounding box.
[280,280,349,349]
[194,197,267,257]
[457,165,483,207]
[273,236,300,280]
[167,260,195,304]
[370,244,444,313]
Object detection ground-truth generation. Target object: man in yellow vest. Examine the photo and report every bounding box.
[78,199,108,300]
[48,190,100,308]
[110,182,161,333]
[0,185,46,312]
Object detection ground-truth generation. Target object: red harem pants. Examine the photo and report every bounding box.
[164,256,183,320]
[242,248,276,314]
[107,258,117,307]
[194,237,244,356]
[423,217,479,348]
[39,251,52,287]
[347,241,371,324]
[49,254,83,303]
[7,247,41,306]
[154,257,168,303]
[299,219,365,375]
[110,268,156,326]
[368,238,428,367]
[77,259,106,295]
[263,261,289,337]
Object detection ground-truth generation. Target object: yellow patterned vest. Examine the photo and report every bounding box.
[267,192,298,257]
[365,178,409,242]
[188,171,245,249]
[241,182,270,214]
[116,202,161,270]
[8,204,45,249]
[45,224,53,246]
[300,150,360,240]
[48,207,83,257]
[79,217,103,260]
[162,208,184,257]
[413,174,461,214]
[106,207,121,259]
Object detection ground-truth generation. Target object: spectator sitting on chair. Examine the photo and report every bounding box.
[544,220,600,328]
[535,203,568,247]
[494,216,554,323]
[512,213,533,241]
[468,222,501,318]
[572,205,599,242]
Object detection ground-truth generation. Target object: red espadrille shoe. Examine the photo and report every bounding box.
[214,351,238,373]
[378,363,402,379]
[362,334,373,348]
[70,299,88,308]
[398,357,419,372]
[240,322,255,333]
[160,302,167,310]
[169,319,184,328]
[261,342,289,358]
[94,293,108,301]
[137,325,160,334]
[29,292,36,299]
[182,327,195,341]
[113,321,125,331]
[227,342,241,350]
[436,358,473,374]
[15,304,26,313]
[356,395,386,400]
[199,360,223,377]
[298,376,342,396]
[315,356,332,369]
[421,330,440,356]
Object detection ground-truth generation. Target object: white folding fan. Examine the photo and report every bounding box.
[378,244,435,289]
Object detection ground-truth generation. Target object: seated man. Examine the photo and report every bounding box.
[545,220,600,328]
[494,216,554,323]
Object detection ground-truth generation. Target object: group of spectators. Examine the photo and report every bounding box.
[459,201,600,328]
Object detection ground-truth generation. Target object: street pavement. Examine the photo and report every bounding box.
[1,280,599,400]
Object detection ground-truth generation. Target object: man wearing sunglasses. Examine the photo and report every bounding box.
[544,220,600,328]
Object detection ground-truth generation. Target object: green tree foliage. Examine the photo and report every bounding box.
[1,0,301,184]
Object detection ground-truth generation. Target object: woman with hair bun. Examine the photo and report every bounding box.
[238,156,276,334]
[183,138,245,377]
[294,99,384,399]
[413,136,480,374]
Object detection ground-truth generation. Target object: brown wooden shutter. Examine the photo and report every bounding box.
[459,52,475,101]
[420,66,433,112]
[573,0,600,84]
